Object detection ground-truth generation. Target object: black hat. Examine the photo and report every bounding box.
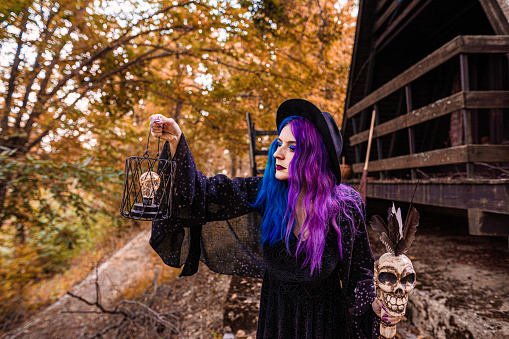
[276,98,343,184]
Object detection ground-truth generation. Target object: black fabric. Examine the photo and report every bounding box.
[149,135,380,338]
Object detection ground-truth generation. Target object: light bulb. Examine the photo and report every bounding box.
[139,171,160,204]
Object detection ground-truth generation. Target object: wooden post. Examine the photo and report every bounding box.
[352,116,362,165]
[246,113,258,176]
[405,85,417,180]
[374,105,385,179]
[460,54,474,178]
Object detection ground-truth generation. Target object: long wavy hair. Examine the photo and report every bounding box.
[251,116,364,274]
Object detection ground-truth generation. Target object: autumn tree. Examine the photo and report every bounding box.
[0,0,356,327]
[170,0,358,173]
[0,0,265,230]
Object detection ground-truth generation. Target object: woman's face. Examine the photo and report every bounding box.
[273,124,296,181]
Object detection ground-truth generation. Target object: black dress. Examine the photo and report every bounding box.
[150,136,380,338]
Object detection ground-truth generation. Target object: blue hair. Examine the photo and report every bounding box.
[251,116,299,245]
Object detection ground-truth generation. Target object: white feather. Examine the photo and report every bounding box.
[392,203,404,239]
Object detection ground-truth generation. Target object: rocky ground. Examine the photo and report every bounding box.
[4,203,508,338]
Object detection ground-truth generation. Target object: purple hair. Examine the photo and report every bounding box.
[252,117,364,274]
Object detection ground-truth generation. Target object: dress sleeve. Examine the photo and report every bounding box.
[149,134,265,278]
[339,205,379,338]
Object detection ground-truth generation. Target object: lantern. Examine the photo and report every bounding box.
[120,123,176,220]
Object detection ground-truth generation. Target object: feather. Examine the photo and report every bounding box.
[387,212,399,244]
[380,232,395,254]
[371,200,419,255]
[395,205,403,239]
[395,238,407,256]
[402,207,419,250]
[369,215,388,234]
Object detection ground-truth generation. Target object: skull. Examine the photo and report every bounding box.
[374,253,416,317]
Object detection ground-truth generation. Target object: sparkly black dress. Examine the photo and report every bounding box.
[150,136,380,338]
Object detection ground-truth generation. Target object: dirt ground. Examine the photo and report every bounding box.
[4,203,508,338]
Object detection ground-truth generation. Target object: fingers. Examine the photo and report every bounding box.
[148,114,182,143]
[372,298,382,316]
[380,304,403,325]
[373,299,403,325]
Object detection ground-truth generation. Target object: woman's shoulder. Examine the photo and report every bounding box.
[334,184,364,208]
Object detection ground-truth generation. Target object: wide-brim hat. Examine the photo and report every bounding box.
[276,98,343,184]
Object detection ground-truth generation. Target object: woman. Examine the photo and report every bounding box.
[149,99,398,338]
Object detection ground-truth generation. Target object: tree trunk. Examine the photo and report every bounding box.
[0,176,12,229]
[230,153,237,177]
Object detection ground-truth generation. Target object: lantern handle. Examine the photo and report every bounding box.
[144,121,161,158]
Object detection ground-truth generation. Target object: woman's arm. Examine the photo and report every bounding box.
[148,115,264,278]
[149,114,261,224]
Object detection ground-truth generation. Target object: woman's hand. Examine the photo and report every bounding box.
[149,114,182,158]
[372,298,403,325]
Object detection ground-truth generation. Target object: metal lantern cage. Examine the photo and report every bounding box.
[120,124,176,221]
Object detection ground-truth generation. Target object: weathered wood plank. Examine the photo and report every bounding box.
[465,91,509,108]
[375,0,391,13]
[362,180,509,214]
[350,92,465,146]
[346,36,509,119]
[374,0,425,50]
[460,35,509,52]
[468,209,509,236]
[256,130,278,136]
[373,0,400,33]
[349,91,509,146]
[351,145,509,172]
[478,0,509,35]
[254,150,268,156]
[467,145,509,163]
[246,112,257,176]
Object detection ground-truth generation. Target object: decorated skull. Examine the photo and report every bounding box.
[374,252,416,317]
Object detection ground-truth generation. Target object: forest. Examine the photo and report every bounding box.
[0,0,357,332]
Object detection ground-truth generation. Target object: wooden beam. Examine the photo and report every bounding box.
[351,145,509,173]
[460,54,473,177]
[405,85,416,180]
[362,180,509,214]
[373,0,400,33]
[478,0,509,35]
[468,209,509,237]
[246,113,257,176]
[460,35,509,53]
[255,130,278,136]
[346,36,509,119]
[466,145,509,163]
[374,0,426,50]
[375,0,391,14]
[465,90,509,108]
[350,92,465,146]
[254,150,268,156]
[349,91,509,146]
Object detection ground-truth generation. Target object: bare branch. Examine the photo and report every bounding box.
[66,291,129,316]
[15,6,61,130]
[66,267,180,338]
[25,89,93,152]
[36,2,92,98]
[1,7,30,132]
[119,300,178,328]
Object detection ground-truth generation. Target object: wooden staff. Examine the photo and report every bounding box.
[358,108,376,202]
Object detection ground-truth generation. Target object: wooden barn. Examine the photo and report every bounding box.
[341,0,509,236]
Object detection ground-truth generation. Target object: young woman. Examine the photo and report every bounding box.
[149,99,398,338]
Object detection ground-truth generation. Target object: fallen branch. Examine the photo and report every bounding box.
[65,267,180,338]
